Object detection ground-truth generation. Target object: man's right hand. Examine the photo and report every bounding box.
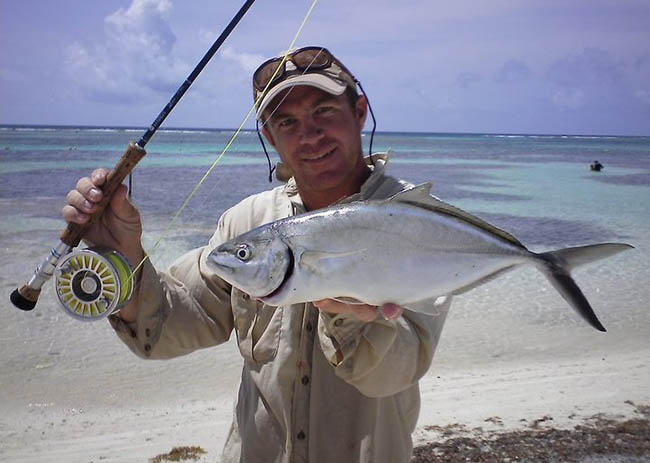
[62,168,144,322]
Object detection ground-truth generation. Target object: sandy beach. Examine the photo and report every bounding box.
[3,353,649,463]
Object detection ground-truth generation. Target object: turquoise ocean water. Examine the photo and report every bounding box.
[2,125,649,254]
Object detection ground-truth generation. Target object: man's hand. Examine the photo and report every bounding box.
[62,168,144,266]
[313,299,403,322]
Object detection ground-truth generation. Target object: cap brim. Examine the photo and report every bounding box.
[256,73,348,120]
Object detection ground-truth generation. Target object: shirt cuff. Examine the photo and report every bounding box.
[318,311,371,366]
[107,257,165,358]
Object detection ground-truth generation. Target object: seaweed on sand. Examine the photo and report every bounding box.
[411,402,650,463]
[150,446,207,462]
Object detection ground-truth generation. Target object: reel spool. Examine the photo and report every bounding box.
[54,247,134,321]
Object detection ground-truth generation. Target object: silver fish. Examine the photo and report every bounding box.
[207,184,633,331]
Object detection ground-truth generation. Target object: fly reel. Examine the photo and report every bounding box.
[54,247,134,321]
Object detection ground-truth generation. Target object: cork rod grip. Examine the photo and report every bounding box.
[60,142,146,247]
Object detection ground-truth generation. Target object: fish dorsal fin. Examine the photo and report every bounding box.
[388,183,525,248]
[387,182,434,202]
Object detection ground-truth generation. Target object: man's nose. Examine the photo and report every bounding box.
[300,117,323,143]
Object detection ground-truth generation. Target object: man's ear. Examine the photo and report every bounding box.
[355,94,368,128]
[261,124,276,148]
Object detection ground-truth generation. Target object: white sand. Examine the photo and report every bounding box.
[1,237,649,462]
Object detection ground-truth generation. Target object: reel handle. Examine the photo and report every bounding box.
[61,142,147,247]
[10,142,146,311]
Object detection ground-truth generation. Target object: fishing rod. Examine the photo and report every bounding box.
[10,0,257,320]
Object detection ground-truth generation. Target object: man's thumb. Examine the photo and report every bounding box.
[110,184,140,222]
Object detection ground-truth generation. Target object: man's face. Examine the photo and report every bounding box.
[261,85,369,209]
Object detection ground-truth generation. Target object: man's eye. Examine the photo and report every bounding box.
[278,118,296,128]
[316,106,334,115]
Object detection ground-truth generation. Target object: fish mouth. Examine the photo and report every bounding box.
[260,247,295,304]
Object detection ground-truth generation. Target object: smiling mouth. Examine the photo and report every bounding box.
[304,147,335,162]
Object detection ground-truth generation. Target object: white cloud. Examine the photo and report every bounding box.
[105,0,175,56]
[220,47,265,74]
[198,28,217,46]
[64,0,187,103]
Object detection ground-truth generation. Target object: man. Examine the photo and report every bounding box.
[63,46,450,463]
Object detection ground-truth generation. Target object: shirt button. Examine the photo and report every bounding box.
[297,431,306,440]
[301,375,310,385]
[144,344,151,352]
[334,318,344,327]
[145,328,151,337]
[306,322,313,332]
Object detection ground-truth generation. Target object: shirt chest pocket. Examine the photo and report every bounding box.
[231,288,283,364]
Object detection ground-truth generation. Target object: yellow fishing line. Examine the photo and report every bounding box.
[105,251,133,306]
[127,0,320,284]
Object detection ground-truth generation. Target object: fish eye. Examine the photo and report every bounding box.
[236,244,251,261]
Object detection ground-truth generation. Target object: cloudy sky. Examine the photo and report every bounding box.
[1,0,649,135]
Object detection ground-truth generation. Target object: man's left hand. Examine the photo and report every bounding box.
[313,299,403,322]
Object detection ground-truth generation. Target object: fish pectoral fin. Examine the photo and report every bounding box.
[298,249,365,274]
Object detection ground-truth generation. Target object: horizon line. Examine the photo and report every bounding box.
[0,123,647,139]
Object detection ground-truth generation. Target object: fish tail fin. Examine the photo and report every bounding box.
[537,243,634,332]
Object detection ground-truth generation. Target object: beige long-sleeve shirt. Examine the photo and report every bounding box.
[109,157,450,463]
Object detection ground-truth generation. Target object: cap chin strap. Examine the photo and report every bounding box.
[256,80,378,183]
[256,119,277,182]
[356,79,377,163]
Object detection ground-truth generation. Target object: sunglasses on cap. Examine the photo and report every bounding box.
[252,46,356,103]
